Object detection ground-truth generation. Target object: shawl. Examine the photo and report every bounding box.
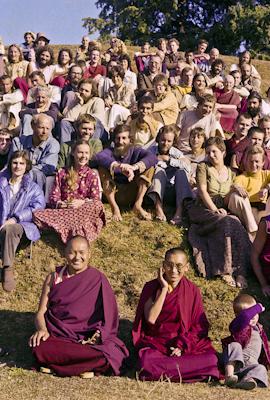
[132,276,215,356]
[45,266,129,375]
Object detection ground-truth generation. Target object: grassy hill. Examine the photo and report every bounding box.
[0,46,270,400]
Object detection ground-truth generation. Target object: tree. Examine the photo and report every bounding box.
[83,0,236,45]
[209,4,270,54]
[83,0,270,53]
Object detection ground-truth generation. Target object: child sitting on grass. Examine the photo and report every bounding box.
[222,294,270,390]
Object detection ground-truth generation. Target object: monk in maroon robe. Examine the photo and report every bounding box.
[132,248,220,382]
[29,235,128,378]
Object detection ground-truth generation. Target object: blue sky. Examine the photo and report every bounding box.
[1,0,99,45]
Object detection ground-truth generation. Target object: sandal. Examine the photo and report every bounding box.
[236,275,248,289]
[221,275,236,287]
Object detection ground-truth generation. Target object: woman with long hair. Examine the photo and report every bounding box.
[34,140,105,243]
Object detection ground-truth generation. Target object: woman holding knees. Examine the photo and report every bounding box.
[104,66,136,131]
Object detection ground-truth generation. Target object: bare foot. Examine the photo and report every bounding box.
[156,213,167,222]
[236,275,248,289]
[170,215,182,226]
[111,206,122,222]
[133,205,152,220]
[221,274,236,287]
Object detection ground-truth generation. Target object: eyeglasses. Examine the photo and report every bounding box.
[163,260,188,272]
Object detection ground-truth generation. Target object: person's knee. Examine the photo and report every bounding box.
[253,364,267,376]
[1,224,19,236]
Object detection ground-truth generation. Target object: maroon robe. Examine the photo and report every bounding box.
[33,266,129,376]
[132,277,220,382]
[259,215,270,283]
[215,89,241,132]
[225,135,250,166]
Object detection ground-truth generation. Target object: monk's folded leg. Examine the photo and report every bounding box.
[138,348,219,382]
[33,336,110,377]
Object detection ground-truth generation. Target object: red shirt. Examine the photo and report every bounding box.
[84,64,107,79]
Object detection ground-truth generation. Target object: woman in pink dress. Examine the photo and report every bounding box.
[34,140,105,243]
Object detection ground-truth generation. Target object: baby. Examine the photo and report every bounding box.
[222,294,270,390]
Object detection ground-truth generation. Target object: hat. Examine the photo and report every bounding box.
[36,32,50,44]
[24,31,36,41]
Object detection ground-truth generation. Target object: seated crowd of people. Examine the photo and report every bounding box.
[1,32,270,390]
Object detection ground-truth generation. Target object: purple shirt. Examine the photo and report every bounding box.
[93,146,157,184]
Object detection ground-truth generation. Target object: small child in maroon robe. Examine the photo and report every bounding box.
[222,293,270,390]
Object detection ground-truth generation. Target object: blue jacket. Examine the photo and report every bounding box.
[0,172,45,241]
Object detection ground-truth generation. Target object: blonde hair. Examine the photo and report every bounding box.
[233,294,256,315]
[246,144,264,158]
[66,167,78,192]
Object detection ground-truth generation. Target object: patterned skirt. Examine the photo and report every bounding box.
[34,200,106,244]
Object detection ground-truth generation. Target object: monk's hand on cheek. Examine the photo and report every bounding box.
[29,329,50,347]
[170,347,182,357]
[158,267,168,290]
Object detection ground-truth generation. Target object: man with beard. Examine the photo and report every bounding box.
[177,94,223,153]
[20,86,59,136]
[137,55,162,99]
[207,58,225,89]
[93,124,157,221]
[129,95,162,148]
[27,46,55,84]
[247,92,262,126]
[147,124,193,225]
[60,65,83,112]
[60,78,105,144]
[241,63,261,93]
[225,113,252,167]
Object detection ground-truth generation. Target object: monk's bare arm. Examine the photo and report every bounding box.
[251,220,270,296]
[144,268,168,325]
[29,273,53,347]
